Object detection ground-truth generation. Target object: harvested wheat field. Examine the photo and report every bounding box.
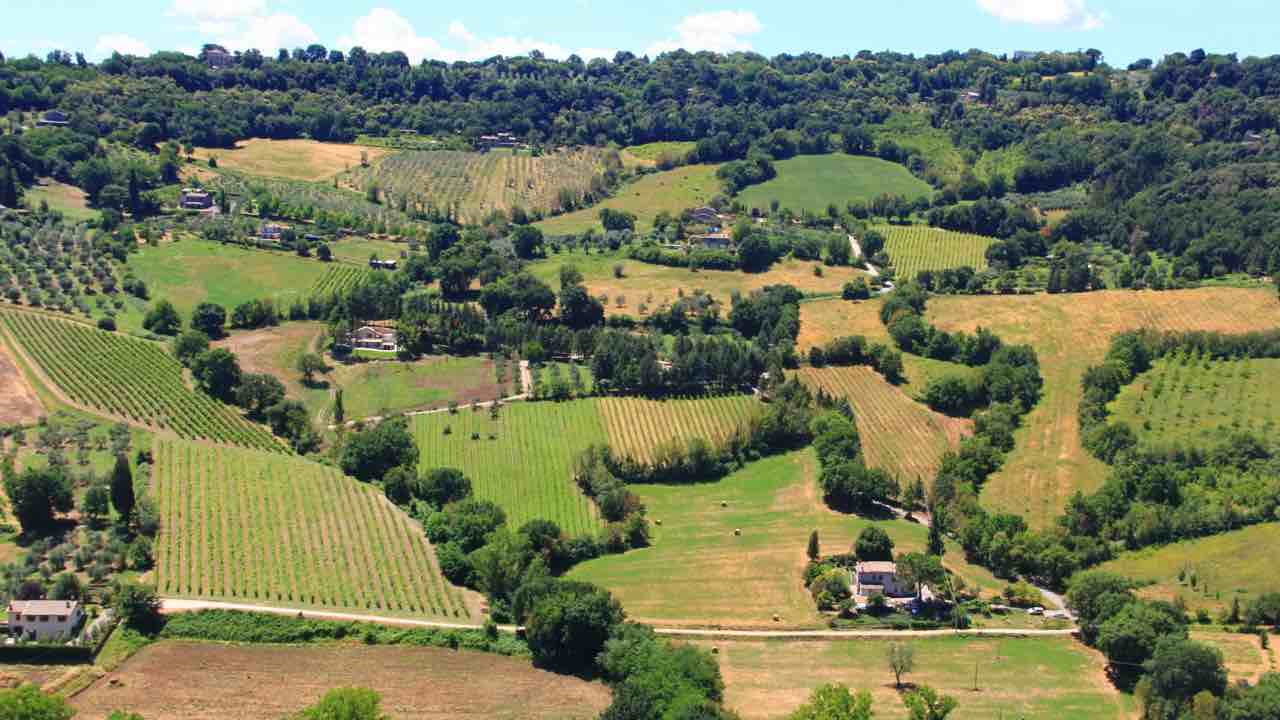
[1191,630,1278,684]
[0,336,43,425]
[71,641,610,720]
[797,366,971,486]
[192,138,389,182]
[801,288,1280,528]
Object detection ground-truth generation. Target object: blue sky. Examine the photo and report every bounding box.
[0,0,1274,67]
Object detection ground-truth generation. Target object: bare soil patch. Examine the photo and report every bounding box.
[72,641,609,720]
[0,337,44,425]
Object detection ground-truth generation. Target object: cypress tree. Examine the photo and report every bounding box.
[110,452,135,522]
[334,389,345,425]
[927,507,947,558]
[806,530,820,561]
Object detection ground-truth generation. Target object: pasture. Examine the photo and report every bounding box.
[1100,522,1280,614]
[621,141,696,167]
[528,250,870,315]
[536,163,722,236]
[214,322,330,422]
[345,147,606,224]
[737,154,931,215]
[71,641,609,720]
[799,288,1280,528]
[703,636,1126,720]
[570,450,1003,628]
[876,225,995,280]
[191,138,388,182]
[1110,356,1280,449]
[334,356,500,420]
[153,439,474,619]
[121,239,331,330]
[1190,630,1277,684]
[24,178,95,221]
[797,366,971,487]
[597,395,764,463]
[0,310,280,451]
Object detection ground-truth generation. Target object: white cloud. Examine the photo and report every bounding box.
[338,8,613,63]
[169,0,266,22]
[646,10,763,56]
[167,0,316,53]
[95,34,150,57]
[976,0,1105,30]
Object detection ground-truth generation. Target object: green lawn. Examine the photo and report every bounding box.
[621,142,697,167]
[570,450,1004,628]
[536,164,722,236]
[119,240,331,332]
[737,154,931,215]
[1099,522,1280,614]
[328,237,409,265]
[1110,356,1280,449]
[705,635,1128,720]
[335,356,499,420]
[24,179,97,222]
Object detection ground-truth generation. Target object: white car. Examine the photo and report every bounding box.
[1027,606,1045,616]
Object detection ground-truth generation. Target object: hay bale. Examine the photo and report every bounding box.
[734,528,741,536]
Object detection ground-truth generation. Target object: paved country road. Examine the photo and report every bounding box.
[159,598,1076,640]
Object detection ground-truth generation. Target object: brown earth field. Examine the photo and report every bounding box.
[800,287,1280,528]
[71,641,610,720]
[0,333,44,425]
[191,138,390,182]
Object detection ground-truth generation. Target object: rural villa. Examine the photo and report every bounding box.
[6,600,84,642]
[852,561,934,607]
[344,325,399,352]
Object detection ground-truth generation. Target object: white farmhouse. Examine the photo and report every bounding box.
[7,600,84,642]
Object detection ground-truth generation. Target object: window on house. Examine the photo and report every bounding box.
[57,615,67,622]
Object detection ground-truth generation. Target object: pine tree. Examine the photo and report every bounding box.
[806,530,820,561]
[110,453,135,522]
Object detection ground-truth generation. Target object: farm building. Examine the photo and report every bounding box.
[476,132,520,151]
[259,223,285,240]
[205,45,233,69]
[7,600,84,642]
[688,206,722,225]
[691,231,733,250]
[369,258,398,270]
[179,188,214,210]
[852,561,933,606]
[345,325,399,352]
[36,110,70,127]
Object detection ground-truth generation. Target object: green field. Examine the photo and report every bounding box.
[974,144,1027,185]
[570,450,1005,627]
[0,310,280,451]
[597,395,762,463]
[121,240,331,331]
[703,635,1127,720]
[737,154,931,215]
[327,237,407,265]
[870,113,967,185]
[310,264,371,297]
[335,356,499,420]
[24,179,97,221]
[621,142,697,167]
[1110,356,1280,448]
[1100,522,1280,614]
[877,225,995,279]
[536,164,722,236]
[412,400,607,536]
[154,438,473,619]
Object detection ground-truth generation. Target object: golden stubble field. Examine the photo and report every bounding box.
[801,288,1280,527]
[192,138,390,182]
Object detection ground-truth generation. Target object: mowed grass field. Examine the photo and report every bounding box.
[536,163,722,236]
[621,141,696,168]
[528,250,870,315]
[154,438,475,619]
[1111,356,1280,449]
[121,240,331,331]
[335,356,500,420]
[570,450,1004,628]
[703,636,1127,720]
[1100,522,1280,614]
[191,138,389,182]
[24,178,96,221]
[876,225,995,280]
[737,154,931,215]
[1,310,280,451]
[797,366,971,486]
[799,288,1280,528]
[72,641,610,720]
[597,395,764,463]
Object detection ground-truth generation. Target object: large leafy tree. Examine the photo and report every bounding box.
[338,416,418,482]
[4,465,73,534]
[789,684,874,720]
[191,348,242,401]
[142,299,181,335]
[524,579,625,674]
[190,302,227,338]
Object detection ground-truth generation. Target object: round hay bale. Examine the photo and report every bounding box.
[720,501,728,507]
[772,614,781,622]
[734,528,742,536]
[654,519,662,526]
[711,646,719,655]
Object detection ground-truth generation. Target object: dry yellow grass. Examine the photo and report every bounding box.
[1191,630,1276,684]
[800,288,1280,527]
[192,138,389,182]
[797,366,971,486]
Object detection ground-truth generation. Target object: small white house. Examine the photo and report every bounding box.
[7,600,84,642]
[853,561,912,599]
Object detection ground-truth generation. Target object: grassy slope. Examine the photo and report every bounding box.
[536,164,722,236]
[120,239,331,332]
[335,356,499,420]
[799,288,1280,528]
[870,113,967,185]
[705,635,1128,720]
[1110,357,1280,449]
[570,450,1004,628]
[621,142,697,168]
[737,154,931,214]
[191,138,389,182]
[1100,523,1280,614]
[25,179,96,222]
[528,249,870,316]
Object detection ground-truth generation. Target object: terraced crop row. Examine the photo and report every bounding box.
[597,395,764,465]
[0,310,280,451]
[310,265,371,297]
[153,438,470,618]
[876,225,995,280]
[797,365,972,487]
